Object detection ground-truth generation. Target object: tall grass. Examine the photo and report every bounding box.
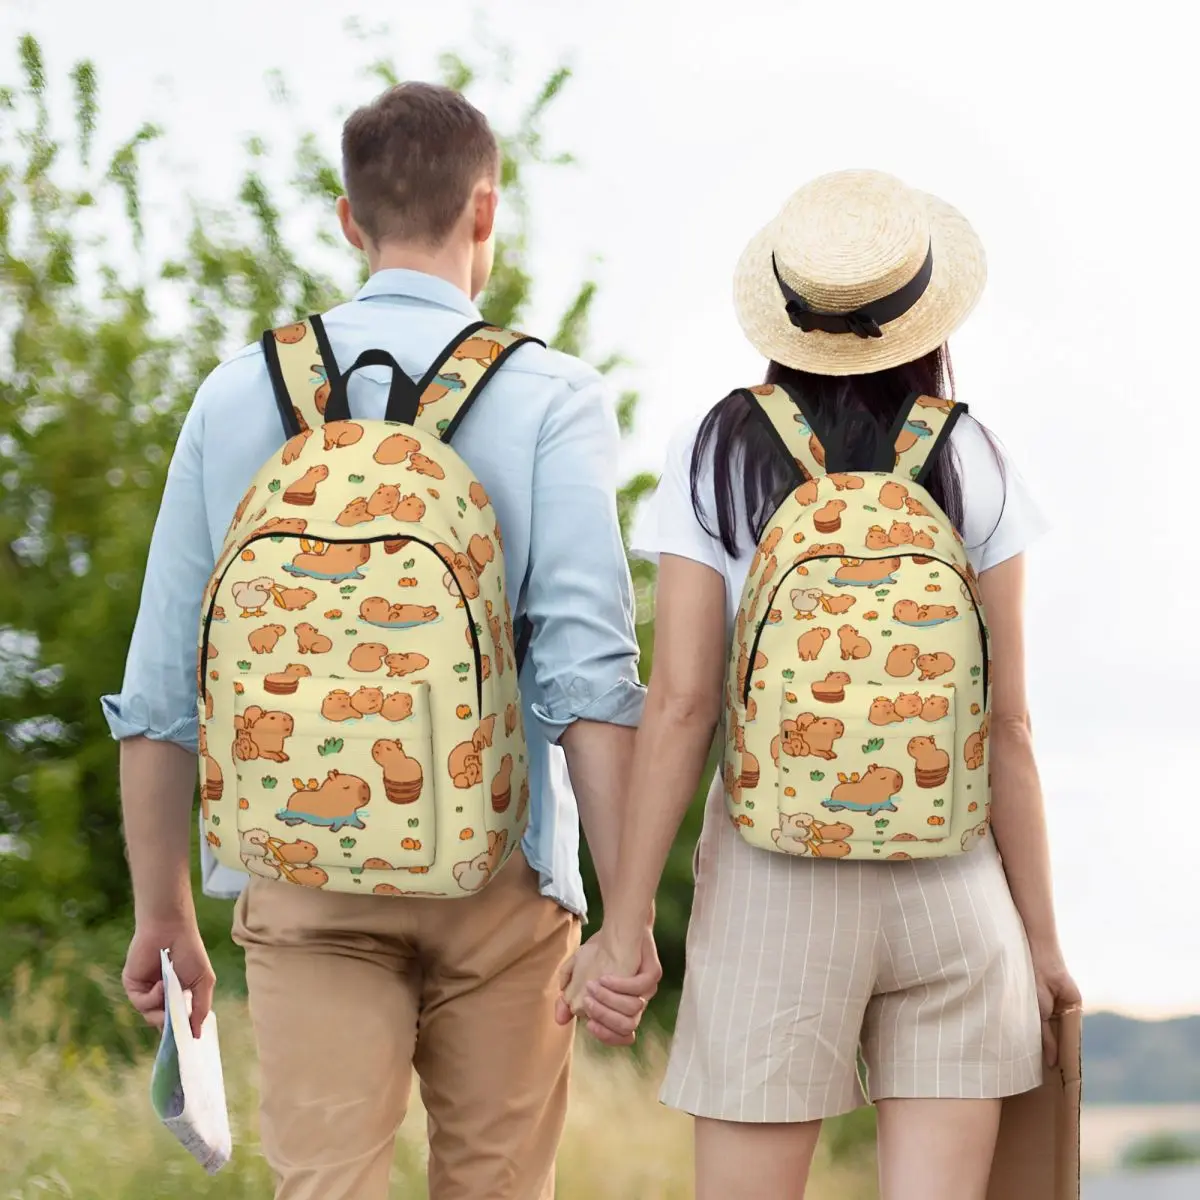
[1,965,878,1198]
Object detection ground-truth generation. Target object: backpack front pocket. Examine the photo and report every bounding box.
[772,683,957,856]
[231,674,437,884]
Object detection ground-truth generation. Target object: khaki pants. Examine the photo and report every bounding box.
[232,852,580,1200]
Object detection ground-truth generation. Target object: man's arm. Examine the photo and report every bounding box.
[103,397,219,1036]
[523,373,646,910]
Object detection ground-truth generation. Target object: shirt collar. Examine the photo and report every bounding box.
[354,268,482,320]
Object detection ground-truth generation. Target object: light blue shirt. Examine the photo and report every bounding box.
[101,269,645,918]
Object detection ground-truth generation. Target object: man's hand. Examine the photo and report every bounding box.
[123,919,215,1040]
[555,925,661,1047]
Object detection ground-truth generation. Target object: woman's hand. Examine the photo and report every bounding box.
[555,926,660,1047]
[1031,945,1081,1066]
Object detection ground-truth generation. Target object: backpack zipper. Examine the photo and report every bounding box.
[741,552,988,708]
[199,531,485,713]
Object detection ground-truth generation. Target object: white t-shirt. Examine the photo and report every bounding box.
[631,409,1048,628]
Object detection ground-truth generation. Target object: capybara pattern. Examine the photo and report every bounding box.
[724,385,990,860]
[199,317,536,896]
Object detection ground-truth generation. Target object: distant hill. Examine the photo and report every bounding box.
[1086,1013,1200,1104]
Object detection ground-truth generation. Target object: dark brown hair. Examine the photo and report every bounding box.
[341,82,499,246]
[691,346,1005,556]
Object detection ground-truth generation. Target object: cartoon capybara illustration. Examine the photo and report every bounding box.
[273,323,307,345]
[373,739,424,804]
[917,651,955,681]
[381,692,414,722]
[453,829,509,893]
[908,736,950,788]
[286,541,369,583]
[736,644,750,697]
[866,525,893,551]
[386,652,429,678]
[420,372,466,406]
[407,452,445,480]
[469,481,490,509]
[796,542,845,563]
[960,819,990,852]
[321,420,363,451]
[505,702,518,737]
[452,335,504,367]
[964,715,990,770]
[794,479,819,506]
[809,434,826,468]
[823,593,856,615]
[886,643,920,678]
[759,554,779,592]
[278,770,371,832]
[905,496,931,517]
[295,623,333,654]
[273,586,317,612]
[491,755,514,813]
[232,706,295,763]
[825,765,904,816]
[351,687,384,717]
[239,829,281,879]
[198,726,223,817]
[879,481,909,510]
[447,716,497,789]
[895,692,923,719]
[921,694,950,722]
[281,429,312,465]
[838,625,871,661]
[282,464,329,507]
[921,604,958,622]
[771,713,844,762]
[893,600,922,624]
[887,521,914,546]
[912,529,935,550]
[437,545,481,601]
[467,534,495,578]
[358,597,438,628]
[811,671,850,703]
[349,642,389,673]
[485,600,505,674]
[232,485,256,526]
[368,484,402,517]
[751,526,785,576]
[253,516,308,539]
[814,500,846,534]
[894,419,932,456]
[733,724,760,789]
[321,690,359,722]
[289,864,330,889]
[248,623,287,654]
[869,697,904,726]
[827,473,865,492]
[264,663,311,695]
[797,626,831,662]
[374,431,421,466]
[832,557,901,588]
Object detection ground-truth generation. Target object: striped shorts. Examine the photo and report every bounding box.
[660,778,1043,1123]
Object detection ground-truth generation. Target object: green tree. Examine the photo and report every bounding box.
[0,32,708,1045]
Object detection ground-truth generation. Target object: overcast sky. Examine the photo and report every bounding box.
[4,0,1196,1016]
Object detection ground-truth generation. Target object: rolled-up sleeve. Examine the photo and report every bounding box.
[524,375,645,741]
[100,395,215,754]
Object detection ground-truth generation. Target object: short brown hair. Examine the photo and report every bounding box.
[341,82,499,246]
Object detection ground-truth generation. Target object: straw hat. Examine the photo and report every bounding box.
[732,169,986,376]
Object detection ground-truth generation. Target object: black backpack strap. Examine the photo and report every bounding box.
[411,322,545,443]
[262,315,342,438]
[887,394,968,484]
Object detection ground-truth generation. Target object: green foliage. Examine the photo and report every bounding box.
[0,33,663,1044]
[1121,1132,1200,1169]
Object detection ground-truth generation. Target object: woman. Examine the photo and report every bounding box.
[562,170,1080,1199]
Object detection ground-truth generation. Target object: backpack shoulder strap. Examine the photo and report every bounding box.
[739,382,828,483]
[411,321,545,443]
[889,394,968,484]
[262,316,340,438]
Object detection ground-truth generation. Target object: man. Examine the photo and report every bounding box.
[105,82,659,1200]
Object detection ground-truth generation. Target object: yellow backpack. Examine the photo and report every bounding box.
[724,384,992,861]
[198,316,540,897]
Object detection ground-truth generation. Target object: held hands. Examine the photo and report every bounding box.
[122,919,215,1041]
[555,925,661,1047]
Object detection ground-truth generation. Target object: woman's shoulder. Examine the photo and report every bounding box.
[947,412,1049,574]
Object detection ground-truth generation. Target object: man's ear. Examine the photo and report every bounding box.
[472,179,498,245]
[337,195,366,251]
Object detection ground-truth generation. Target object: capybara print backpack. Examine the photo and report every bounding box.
[724,383,992,862]
[197,316,541,898]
